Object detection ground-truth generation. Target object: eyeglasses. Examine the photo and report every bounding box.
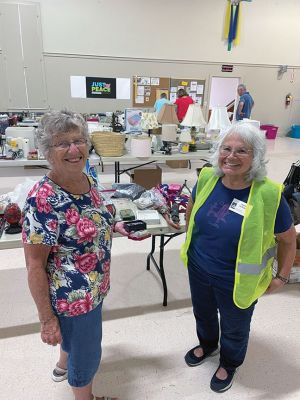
[50,139,87,150]
[220,145,252,157]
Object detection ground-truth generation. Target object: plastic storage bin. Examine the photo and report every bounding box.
[291,125,300,138]
[260,124,278,139]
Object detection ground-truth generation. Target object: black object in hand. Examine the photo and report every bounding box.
[124,220,147,233]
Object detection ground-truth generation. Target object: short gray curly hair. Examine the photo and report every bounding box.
[210,122,268,182]
[36,110,90,158]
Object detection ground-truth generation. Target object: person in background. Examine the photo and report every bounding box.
[174,88,194,123]
[181,122,296,393]
[236,84,254,121]
[22,110,131,400]
[154,92,171,114]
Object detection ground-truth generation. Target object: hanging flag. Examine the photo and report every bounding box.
[234,2,242,45]
[223,0,231,40]
[223,0,248,51]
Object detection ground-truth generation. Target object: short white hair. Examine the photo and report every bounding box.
[36,110,90,159]
[210,123,268,182]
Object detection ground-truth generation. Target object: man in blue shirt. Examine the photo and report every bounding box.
[154,93,171,114]
[236,84,254,121]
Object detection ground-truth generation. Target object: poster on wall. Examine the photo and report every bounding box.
[116,78,131,99]
[70,76,130,99]
[70,76,86,98]
[86,77,116,98]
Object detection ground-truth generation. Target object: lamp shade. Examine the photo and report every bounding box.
[161,124,177,142]
[157,104,179,125]
[140,112,159,130]
[207,107,231,131]
[130,136,152,157]
[181,104,206,127]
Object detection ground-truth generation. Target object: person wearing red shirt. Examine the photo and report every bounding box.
[174,88,194,122]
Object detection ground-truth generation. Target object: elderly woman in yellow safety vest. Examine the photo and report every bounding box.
[181,122,296,393]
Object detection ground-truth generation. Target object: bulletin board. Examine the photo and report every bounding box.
[132,76,170,108]
[170,78,205,106]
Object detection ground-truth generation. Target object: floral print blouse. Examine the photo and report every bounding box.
[22,175,114,317]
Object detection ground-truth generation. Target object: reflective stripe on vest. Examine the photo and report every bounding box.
[237,246,276,275]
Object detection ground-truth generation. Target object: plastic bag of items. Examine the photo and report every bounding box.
[111,183,145,201]
[133,187,169,215]
[0,178,37,212]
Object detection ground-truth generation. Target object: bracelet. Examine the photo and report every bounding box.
[275,273,289,284]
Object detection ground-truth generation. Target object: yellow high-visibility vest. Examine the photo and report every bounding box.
[181,167,282,309]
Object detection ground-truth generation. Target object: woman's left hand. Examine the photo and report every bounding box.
[113,221,129,237]
[162,213,181,230]
[265,278,285,294]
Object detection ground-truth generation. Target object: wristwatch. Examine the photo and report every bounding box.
[275,273,289,284]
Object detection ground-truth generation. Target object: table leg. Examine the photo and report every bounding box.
[146,235,156,271]
[115,161,120,183]
[146,232,183,307]
[146,235,168,306]
[159,235,168,306]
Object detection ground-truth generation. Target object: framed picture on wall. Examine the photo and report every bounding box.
[124,108,143,132]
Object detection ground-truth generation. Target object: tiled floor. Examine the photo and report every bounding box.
[0,137,299,400]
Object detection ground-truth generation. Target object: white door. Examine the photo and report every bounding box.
[208,76,240,121]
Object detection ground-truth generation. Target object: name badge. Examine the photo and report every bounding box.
[229,198,248,216]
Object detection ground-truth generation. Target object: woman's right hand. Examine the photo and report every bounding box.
[41,315,62,346]
[113,221,129,236]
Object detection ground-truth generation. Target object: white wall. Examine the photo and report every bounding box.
[35,0,300,65]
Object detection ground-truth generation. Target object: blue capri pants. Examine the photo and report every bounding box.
[58,302,103,387]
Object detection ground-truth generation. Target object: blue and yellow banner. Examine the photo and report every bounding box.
[223,0,252,51]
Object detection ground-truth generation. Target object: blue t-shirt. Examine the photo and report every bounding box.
[154,98,171,113]
[236,92,254,120]
[188,179,293,289]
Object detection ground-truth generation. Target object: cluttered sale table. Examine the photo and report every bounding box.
[0,149,211,183]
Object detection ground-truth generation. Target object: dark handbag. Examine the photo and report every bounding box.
[284,160,300,189]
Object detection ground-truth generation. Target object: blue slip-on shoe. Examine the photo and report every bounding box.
[210,366,237,393]
[184,345,219,367]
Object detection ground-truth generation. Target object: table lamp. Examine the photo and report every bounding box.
[140,112,159,137]
[206,107,231,140]
[179,129,192,153]
[157,104,179,154]
[181,104,206,151]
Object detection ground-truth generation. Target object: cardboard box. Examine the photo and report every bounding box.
[131,165,162,189]
[166,160,189,169]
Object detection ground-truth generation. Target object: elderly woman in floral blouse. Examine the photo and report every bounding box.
[22,110,128,400]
